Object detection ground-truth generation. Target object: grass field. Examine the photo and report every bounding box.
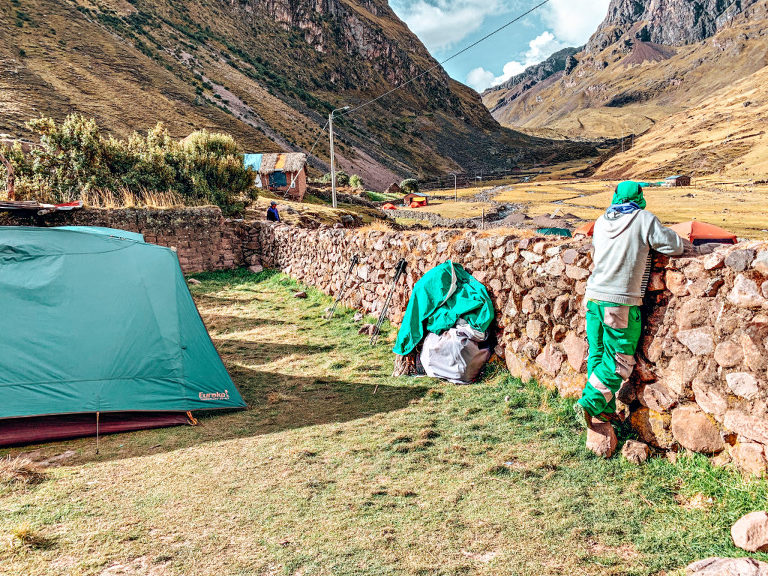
[2,270,768,575]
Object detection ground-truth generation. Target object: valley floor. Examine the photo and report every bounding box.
[2,270,767,575]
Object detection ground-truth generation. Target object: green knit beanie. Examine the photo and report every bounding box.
[611,181,646,209]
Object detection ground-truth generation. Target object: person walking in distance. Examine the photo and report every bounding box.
[574,181,685,452]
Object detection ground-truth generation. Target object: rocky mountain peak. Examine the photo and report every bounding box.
[586,0,761,53]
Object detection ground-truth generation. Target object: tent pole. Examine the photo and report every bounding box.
[96,411,100,455]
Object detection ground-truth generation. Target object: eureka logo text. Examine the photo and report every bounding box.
[199,390,230,401]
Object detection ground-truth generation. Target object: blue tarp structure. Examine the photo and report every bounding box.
[243,154,263,171]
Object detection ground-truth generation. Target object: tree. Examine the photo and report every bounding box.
[400,178,418,193]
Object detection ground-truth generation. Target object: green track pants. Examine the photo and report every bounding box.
[577,300,642,417]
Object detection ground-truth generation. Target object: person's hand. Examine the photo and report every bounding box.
[682,239,698,256]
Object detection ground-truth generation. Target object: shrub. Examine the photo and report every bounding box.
[349,174,363,189]
[2,115,256,214]
[335,170,350,186]
[400,178,419,193]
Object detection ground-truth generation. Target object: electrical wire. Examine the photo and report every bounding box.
[340,0,551,116]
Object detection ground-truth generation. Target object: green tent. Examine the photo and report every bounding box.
[0,226,245,445]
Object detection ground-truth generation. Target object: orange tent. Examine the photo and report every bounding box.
[381,203,397,210]
[573,221,595,236]
[409,201,425,208]
[669,221,737,245]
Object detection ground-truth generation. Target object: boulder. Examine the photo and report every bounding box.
[676,328,714,355]
[715,340,744,368]
[586,419,618,458]
[726,372,760,400]
[535,344,564,376]
[671,405,724,453]
[724,411,768,445]
[753,251,768,275]
[725,249,756,272]
[642,382,678,412]
[666,270,689,296]
[692,380,729,420]
[621,440,650,464]
[562,332,588,372]
[732,511,768,552]
[293,291,308,299]
[631,407,674,449]
[731,442,768,476]
[686,557,768,576]
[565,265,590,280]
[729,275,767,308]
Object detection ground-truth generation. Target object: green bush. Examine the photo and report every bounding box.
[335,170,350,186]
[400,178,419,193]
[2,114,256,214]
[349,174,363,189]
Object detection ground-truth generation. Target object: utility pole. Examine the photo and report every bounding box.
[329,105,349,209]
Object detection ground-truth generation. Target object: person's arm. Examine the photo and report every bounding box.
[648,215,684,255]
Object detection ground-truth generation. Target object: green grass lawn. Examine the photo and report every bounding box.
[1,270,767,575]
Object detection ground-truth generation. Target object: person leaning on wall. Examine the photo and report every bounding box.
[573,181,693,452]
[266,200,280,222]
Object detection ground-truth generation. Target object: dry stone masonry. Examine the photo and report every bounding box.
[254,222,768,474]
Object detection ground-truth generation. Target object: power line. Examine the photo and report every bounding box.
[341,0,551,116]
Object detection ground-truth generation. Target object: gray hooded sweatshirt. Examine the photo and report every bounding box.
[585,210,683,306]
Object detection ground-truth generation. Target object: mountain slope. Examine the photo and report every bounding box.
[482,0,768,141]
[0,0,593,190]
[596,64,768,179]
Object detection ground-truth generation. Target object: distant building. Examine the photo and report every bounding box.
[244,152,308,202]
[403,192,428,207]
[664,174,691,187]
[385,182,402,195]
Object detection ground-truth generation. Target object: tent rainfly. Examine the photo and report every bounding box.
[668,221,737,245]
[0,226,245,446]
[244,152,308,202]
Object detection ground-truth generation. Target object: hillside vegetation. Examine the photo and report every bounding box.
[482,0,768,154]
[0,0,593,190]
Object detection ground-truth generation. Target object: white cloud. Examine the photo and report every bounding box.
[391,0,503,52]
[541,0,611,45]
[465,31,567,91]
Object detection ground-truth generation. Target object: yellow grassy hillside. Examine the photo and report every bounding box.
[597,65,768,180]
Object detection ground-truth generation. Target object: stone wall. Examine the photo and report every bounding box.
[254,222,768,473]
[0,207,258,273]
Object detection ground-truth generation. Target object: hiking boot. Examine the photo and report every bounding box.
[597,411,624,424]
[573,403,594,430]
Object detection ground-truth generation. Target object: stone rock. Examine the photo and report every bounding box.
[543,257,565,276]
[686,557,768,576]
[562,332,588,372]
[505,349,525,380]
[702,251,726,270]
[187,278,201,285]
[726,372,760,399]
[676,299,710,330]
[731,442,768,476]
[763,281,768,299]
[729,275,767,308]
[554,371,584,398]
[622,440,650,464]
[715,340,744,368]
[520,250,543,264]
[692,380,729,419]
[552,294,571,319]
[671,405,724,453]
[358,323,376,336]
[725,249,756,272]
[753,251,768,275]
[741,333,768,371]
[642,382,678,412]
[352,312,364,322]
[631,407,674,449]
[664,354,700,396]
[248,263,264,274]
[535,344,564,376]
[565,265,590,280]
[677,328,714,355]
[732,511,768,552]
[586,419,618,458]
[648,271,666,291]
[724,411,768,445]
[526,319,544,340]
[293,291,308,299]
[666,270,689,296]
[562,249,579,265]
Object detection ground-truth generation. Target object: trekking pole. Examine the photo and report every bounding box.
[370,258,407,347]
[326,254,359,319]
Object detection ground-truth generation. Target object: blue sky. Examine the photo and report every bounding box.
[389,0,611,91]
